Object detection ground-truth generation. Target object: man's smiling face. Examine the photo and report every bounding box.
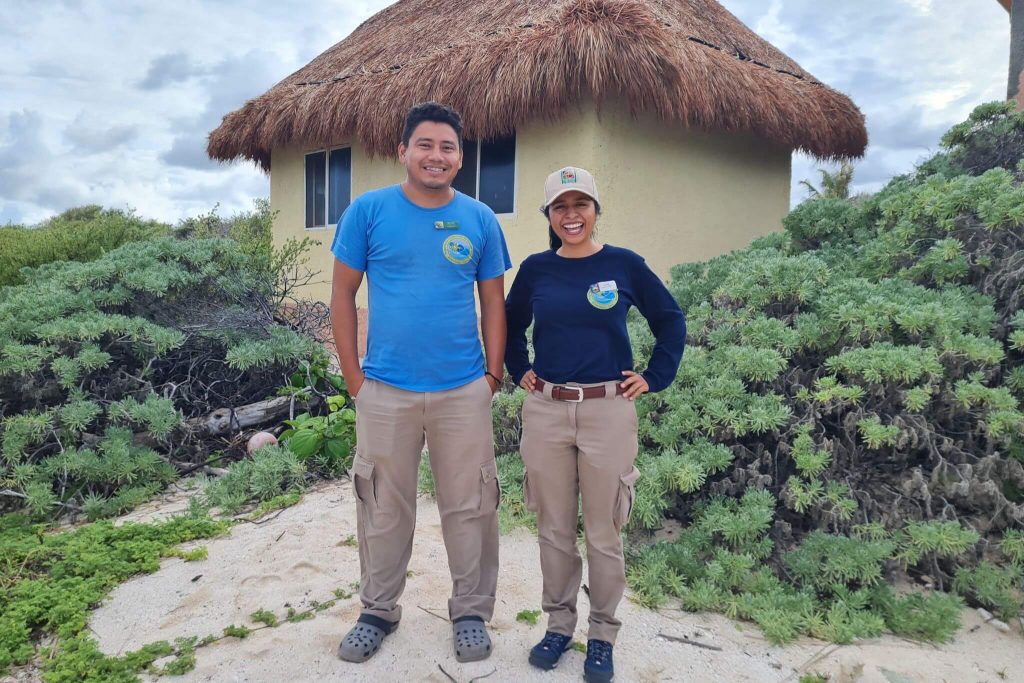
[398,121,463,192]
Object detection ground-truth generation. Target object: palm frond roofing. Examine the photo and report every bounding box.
[208,0,868,170]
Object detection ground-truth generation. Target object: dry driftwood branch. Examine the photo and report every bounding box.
[657,632,723,651]
[418,605,450,622]
[187,395,298,437]
[437,664,458,683]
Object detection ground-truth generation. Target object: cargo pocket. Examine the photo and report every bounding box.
[614,466,641,530]
[479,461,500,512]
[522,469,538,513]
[351,456,376,507]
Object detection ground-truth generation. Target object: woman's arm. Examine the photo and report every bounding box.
[631,259,686,393]
[504,264,534,386]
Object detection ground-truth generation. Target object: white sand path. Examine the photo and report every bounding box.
[81,482,1023,683]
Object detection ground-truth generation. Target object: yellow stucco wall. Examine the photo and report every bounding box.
[270,143,406,306]
[269,99,791,304]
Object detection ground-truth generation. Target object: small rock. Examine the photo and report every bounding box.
[977,607,1011,633]
[880,668,919,683]
[990,618,1012,633]
[247,431,279,454]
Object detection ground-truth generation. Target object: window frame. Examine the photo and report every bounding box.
[303,144,353,230]
[455,133,518,217]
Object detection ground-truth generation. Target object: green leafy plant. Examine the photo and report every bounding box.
[0,511,226,676]
[250,608,278,627]
[222,624,252,639]
[515,609,541,625]
[279,394,356,477]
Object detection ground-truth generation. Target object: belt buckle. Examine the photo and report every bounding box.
[562,385,584,403]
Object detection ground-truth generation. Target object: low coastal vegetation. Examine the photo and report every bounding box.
[1,104,1022,679]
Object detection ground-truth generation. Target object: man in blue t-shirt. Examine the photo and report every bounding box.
[330,102,511,664]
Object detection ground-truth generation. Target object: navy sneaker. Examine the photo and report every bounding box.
[528,631,573,670]
[584,639,614,683]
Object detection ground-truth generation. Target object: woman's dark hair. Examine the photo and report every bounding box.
[544,199,601,250]
[402,101,463,149]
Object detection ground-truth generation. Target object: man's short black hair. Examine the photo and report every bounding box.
[402,101,464,149]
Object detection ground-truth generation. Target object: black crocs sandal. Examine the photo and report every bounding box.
[337,614,398,663]
[453,615,492,662]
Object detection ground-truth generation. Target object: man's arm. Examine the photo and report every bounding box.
[478,275,506,393]
[330,258,366,397]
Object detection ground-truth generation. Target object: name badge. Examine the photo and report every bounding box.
[596,280,617,293]
[434,220,460,230]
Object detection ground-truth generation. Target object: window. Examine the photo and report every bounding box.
[305,147,351,228]
[453,133,516,214]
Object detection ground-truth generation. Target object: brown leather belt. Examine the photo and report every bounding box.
[535,378,625,402]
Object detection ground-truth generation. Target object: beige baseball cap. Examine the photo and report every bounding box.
[541,166,599,212]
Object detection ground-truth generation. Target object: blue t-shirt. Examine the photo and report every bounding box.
[332,185,511,392]
[504,245,686,393]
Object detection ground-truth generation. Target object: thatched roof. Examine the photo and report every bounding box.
[208,0,868,170]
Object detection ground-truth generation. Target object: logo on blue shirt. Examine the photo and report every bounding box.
[443,235,474,265]
[587,283,619,310]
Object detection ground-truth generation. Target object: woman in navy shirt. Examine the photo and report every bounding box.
[505,167,685,682]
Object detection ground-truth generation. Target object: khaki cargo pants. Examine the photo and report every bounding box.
[350,376,499,624]
[520,380,640,644]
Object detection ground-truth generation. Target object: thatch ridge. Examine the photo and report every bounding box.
[208,0,867,169]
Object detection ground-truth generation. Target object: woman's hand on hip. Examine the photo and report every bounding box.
[520,369,538,392]
[620,370,649,400]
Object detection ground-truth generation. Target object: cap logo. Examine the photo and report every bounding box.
[560,169,577,185]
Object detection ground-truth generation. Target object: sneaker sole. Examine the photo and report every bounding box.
[456,650,493,663]
[528,652,560,670]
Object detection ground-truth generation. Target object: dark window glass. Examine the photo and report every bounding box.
[328,147,352,225]
[305,151,326,228]
[479,134,515,214]
[452,139,478,198]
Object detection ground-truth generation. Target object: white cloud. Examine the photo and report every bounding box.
[0,0,389,225]
[901,0,935,15]
[752,0,799,53]
[0,0,1013,222]
[63,112,139,154]
[137,52,203,91]
[726,0,1008,204]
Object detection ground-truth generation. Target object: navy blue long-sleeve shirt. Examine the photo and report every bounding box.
[504,245,686,393]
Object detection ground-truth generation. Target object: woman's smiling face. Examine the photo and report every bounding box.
[547,190,598,247]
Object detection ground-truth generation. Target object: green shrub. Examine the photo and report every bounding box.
[952,561,1022,619]
[203,446,306,515]
[940,100,1024,176]
[783,198,866,247]
[0,206,169,288]
[616,102,1024,645]
[0,237,320,519]
[175,199,273,275]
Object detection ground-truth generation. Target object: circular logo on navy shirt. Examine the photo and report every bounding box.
[443,235,474,265]
[587,286,618,310]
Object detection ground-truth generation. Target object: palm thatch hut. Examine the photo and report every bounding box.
[209,0,867,303]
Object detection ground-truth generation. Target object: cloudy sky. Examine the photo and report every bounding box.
[0,0,1012,226]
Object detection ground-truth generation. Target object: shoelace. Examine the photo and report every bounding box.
[587,640,612,664]
[540,632,569,651]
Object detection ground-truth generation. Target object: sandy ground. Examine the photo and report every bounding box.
[24,480,1015,683]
